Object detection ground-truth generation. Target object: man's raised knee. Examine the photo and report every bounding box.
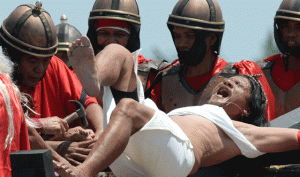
[116,98,138,116]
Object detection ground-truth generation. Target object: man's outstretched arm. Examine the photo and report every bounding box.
[233,120,300,153]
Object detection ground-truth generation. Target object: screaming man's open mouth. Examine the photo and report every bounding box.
[217,86,230,98]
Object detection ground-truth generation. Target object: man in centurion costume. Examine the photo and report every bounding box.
[257,0,300,118]
[0,1,103,165]
[55,36,300,177]
[87,0,168,92]
[0,52,30,177]
[147,0,276,121]
[0,52,76,176]
[55,14,82,68]
[86,0,167,125]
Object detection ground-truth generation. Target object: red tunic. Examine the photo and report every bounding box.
[0,74,30,177]
[20,56,97,120]
[264,54,300,92]
[137,54,152,65]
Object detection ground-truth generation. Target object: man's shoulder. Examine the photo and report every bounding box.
[160,60,181,77]
[47,55,73,74]
[138,59,170,72]
[255,54,281,70]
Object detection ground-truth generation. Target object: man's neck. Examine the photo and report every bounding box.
[288,55,300,71]
[185,53,217,77]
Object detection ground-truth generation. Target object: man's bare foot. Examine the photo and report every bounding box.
[68,35,100,97]
[53,160,77,177]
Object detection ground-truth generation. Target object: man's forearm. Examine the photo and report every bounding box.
[233,120,300,153]
[27,125,69,163]
[85,103,103,137]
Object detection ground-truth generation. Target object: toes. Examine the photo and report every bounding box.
[81,35,92,47]
[69,45,74,52]
[75,39,81,46]
[72,42,77,48]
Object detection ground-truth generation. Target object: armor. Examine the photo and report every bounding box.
[167,0,225,66]
[87,0,140,54]
[274,0,300,57]
[0,1,57,57]
[55,15,82,52]
[138,60,169,90]
[257,59,300,118]
[161,63,237,113]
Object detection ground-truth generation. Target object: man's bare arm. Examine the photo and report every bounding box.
[28,125,74,165]
[233,120,299,153]
[85,103,103,137]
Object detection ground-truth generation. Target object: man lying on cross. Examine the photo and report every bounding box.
[54,36,300,177]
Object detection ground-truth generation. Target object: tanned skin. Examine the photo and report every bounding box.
[54,36,300,177]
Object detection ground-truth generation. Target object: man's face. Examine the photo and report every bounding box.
[173,26,197,51]
[19,54,51,87]
[97,28,130,48]
[208,76,252,120]
[280,20,300,50]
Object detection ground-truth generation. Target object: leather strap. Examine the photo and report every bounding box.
[175,0,190,16]
[111,0,120,10]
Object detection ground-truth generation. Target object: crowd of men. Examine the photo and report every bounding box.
[1,0,300,176]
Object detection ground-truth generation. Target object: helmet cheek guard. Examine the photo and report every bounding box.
[87,0,141,54]
[167,0,225,66]
[0,1,58,58]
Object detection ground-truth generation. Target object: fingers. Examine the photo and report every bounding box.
[61,119,69,132]
[76,127,87,136]
[66,152,88,162]
[78,139,97,148]
[85,129,95,140]
[70,147,91,155]
[65,157,82,166]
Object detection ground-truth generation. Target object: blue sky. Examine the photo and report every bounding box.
[0,0,283,63]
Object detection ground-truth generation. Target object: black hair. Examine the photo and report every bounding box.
[240,74,268,127]
[1,39,25,84]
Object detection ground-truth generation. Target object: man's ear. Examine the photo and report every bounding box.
[208,33,217,47]
[242,109,250,118]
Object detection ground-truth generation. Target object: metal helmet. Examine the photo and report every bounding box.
[55,15,82,52]
[87,0,141,54]
[0,1,58,57]
[167,0,225,66]
[274,0,300,57]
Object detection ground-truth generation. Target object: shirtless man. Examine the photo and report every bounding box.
[54,36,300,177]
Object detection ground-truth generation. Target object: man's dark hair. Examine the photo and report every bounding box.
[240,74,268,127]
[1,39,25,84]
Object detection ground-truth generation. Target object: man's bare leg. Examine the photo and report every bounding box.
[68,35,137,97]
[55,98,155,177]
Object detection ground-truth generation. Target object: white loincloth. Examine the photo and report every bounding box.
[168,104,266,158]
[109,99,195,177]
